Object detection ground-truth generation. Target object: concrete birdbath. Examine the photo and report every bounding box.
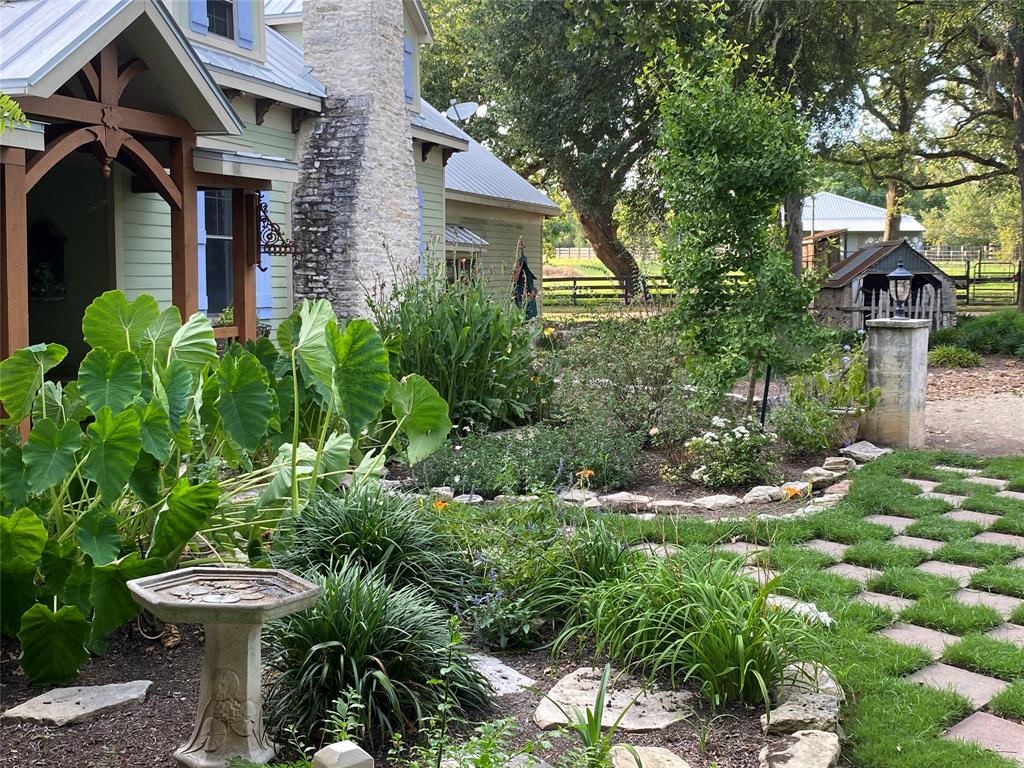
[127,567,320,768]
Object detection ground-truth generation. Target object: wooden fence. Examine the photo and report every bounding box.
[543,274,675,305]
[941,261,1021,307]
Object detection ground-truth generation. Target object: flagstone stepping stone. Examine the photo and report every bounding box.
[878,623,959,658]
[743,485,785,504]
[826,563,882,585]
[973,531,1024,550]
[954,588,1022,619]
[610,745,691,768]
[996,490,1024,502]
[802,467,845,490]
[936,465,982,476]
[966,476,1010,489]
[890,535,943,554]
[559,488,597,503]
[692,494,743,510]
[453,494,485,505]
[823,456,857,472]
[469,654,536,697]
[824,479,852,496]
[800,539,849,560]
[761,692,840,735]
[923,492,969,507]
[774,662,844,705]
[945,711,1024,766]
[1012,557,1024,569]
[599,492,654,511]
[647,498,698,514]
[840,441,891,462]
[740,565,779,586]
[943,510,1000,527]
[909,662,1007,708]
[758,730,841,768]
[865,514,915,533]
[917,560,982,586]
[2,681,152,726]
[533,667,691,731]
[629,542,682,558]
[856,591,913,612]
[718,541,767,558]
[766,595,835,627]
[905,478,940,493]
[986,623,1024,648]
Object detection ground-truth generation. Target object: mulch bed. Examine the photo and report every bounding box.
[928,354,1023,400]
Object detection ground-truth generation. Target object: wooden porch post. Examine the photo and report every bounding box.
[170,137,199,319]
[232,189,257,342]
[1,148,29,360]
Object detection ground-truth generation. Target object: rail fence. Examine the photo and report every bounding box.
[543,275,674,305]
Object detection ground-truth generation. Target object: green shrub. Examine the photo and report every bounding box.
[663,417,779,488]
[936,309,1024,360]
[928,345,982,368]
[273,485,470,605]
[770,397,839,453]
[263,560,490,748]
[369,269,551,430]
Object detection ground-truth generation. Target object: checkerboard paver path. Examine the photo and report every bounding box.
[946,712,1024,765]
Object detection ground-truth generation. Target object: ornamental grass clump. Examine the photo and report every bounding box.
[263,559,491,748]
[555,555,817,709]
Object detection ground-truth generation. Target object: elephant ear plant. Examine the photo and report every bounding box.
[0,291,451,685]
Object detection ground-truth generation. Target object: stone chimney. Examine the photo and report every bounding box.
[292,0,419,318]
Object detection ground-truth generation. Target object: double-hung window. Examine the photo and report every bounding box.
[207,0,235,39]
[204,190,233,315]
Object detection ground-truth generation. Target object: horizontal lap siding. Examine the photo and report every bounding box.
[415,150,445,258]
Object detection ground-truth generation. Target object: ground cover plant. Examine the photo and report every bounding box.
[928,345,982,368]
[928,308,1024,360]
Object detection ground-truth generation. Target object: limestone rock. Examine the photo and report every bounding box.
[431,486,455,499]
[801,467,844,490]
[453,493,484,505]
[692,494,742,510]
[559,488,598,504]
[839,441,891,463]
[493,495,540,505]
[582,497,604,510]
[761,692,840,735]
[744,486,785,504]
[2,681,152,726]
[774,663,844,706]
[629,542,682,558]
[647,499,698,514]
[766,596,834,627]
[824,479,852,496]
[822,457,857,472]
[598,492,654,511]
[758,730,840,768]
[469,653,535,697]
[610,745,692,768]
[313,741,375,768]
[533,667,691,731]
[508,757,555,768]
[781,481,812,499]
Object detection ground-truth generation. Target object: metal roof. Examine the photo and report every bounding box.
[803,191,924,234]
[194,25,325,102]
[825,239,950,288]
[264,0,303,21]
[445,224,488,248]
[411,100,471,147]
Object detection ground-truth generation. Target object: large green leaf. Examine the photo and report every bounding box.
[88,553,163,652]
[279,299,337,402]
[0,343,67,423]
[77,508,121,566]
[167,312,217,372]
[0,557,37,636]
[331,319,390,435]
[23,418,83,493]
[148,479,219,562]
[388,374,452,464]
[129,451,162,507]
[215,351,272,451]
[318,431,353,491]
[138,306,181,368]
[160,359,193,430]
[32,380,90,426]
[60,560,93,617]
[18,603,90,684]
[39,538,77,597]
[0,507,47,564]
[78,348,142,415]
[83,407,141,502]
[259,442,317,508]
[0,445,30,507]
[136,398,172,462]
[82,290,160,354]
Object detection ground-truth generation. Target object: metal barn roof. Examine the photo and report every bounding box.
[445,224,488,248]
[411,100,471,147]
[264,0,303,21]
[445,135,561,215]
[803,191,924,234]
[825,240,951,288]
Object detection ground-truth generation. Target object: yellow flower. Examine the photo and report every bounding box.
[576,468,595,479]
[432,500,449,511]
[544,326,554,337]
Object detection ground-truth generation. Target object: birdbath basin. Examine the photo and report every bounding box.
[127,567,319,768]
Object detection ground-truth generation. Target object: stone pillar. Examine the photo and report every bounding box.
[293,0,419,319]
[313,741,375,768]
[174,624,274,768]
[859,318,930,449]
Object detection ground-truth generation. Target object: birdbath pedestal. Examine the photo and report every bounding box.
[128,567,320,768]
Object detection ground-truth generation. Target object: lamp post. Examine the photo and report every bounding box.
[887,260,913,319]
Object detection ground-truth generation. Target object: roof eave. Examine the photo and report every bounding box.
[446,189,560,217]
[205,67,323,111]
[411,127,469,151]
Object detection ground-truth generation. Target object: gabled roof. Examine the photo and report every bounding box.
[193,24,324,109]
[825,239,950,288]
[0,0,242,135]
[411,100,471,149]
[803,191,924,234]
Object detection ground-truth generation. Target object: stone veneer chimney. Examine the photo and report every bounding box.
[292,0,419,318]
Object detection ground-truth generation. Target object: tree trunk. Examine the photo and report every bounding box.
[577,206,642,300]
[1010,16,1024,311]
[784,190,803,277]
[883,179,905,241]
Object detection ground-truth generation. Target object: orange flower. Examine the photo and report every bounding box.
[576,468,595,479]
[432,500,449,511]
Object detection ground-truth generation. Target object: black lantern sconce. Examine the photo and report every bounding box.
[887,260,913,319]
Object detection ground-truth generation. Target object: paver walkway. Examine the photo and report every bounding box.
[718,466,1024,766]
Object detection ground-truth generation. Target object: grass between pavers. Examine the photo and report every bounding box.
[1011,602,1024,624]
[904,516,982,541]
[990,679,1024,721]
[844,540,930,569]
[934,540,1021,567]
[843,475,955,518]
[933,478,1001,497]
[900,596,1005,634]
[1008,477,1024,493]
[981,455,1024,480]
[867,567,960,600]
[964,494,1024,515]
[970,563,1024,598]
[942,634,1024,680]
[991,510,1024,536]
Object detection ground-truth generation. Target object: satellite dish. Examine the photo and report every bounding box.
[446,100,480,122]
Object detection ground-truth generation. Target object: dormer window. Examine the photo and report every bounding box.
[207,0,235,39]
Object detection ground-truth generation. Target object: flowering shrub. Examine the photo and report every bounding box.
[663,416,778,488]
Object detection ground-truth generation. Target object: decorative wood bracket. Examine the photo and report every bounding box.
[254,98,277,126]
[291,108,317,134]
[421,141,437,162]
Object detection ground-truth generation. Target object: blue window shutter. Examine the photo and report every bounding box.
[256,191,273,320]
[188,0,208,34]
[196,191,209,314]
[403,36,414,104]
[237,0,255,50]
